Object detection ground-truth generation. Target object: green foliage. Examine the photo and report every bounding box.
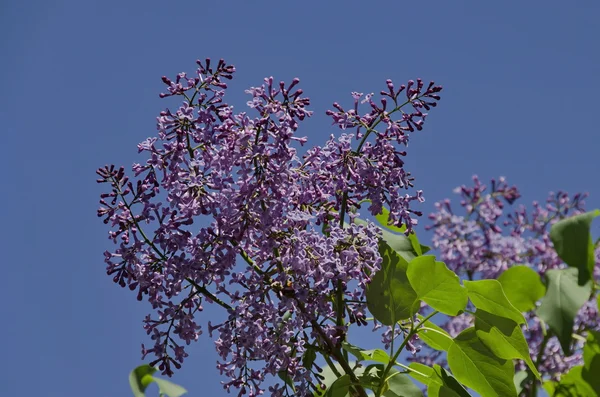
[129,365,187,397]
[408,364,471,397]
[513,371,529,396]
[537,268,592,354]
[374,205,429,256]
[406,256,468,316]
[447,328,517,397]
[550,209,599,284]
[473,310,540,378]
[382,369,424,397]
[366,240,419,324]
[497,265,546,312]
[464,280,526,325]
[416,314,453,351]
[126,208,599,397]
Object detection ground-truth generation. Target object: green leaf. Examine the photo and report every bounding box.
[543,380,557,396]
[497,265,546,312]
[340,343,392,364]
[550,209,600,285]
[366,240,419,324]
[278,371,296,393]
[360,349,392,364]
[537,268,592,355]
[128,365,186,397]
[407,256,468,316]
[582,331,600,392]
[129,365,158,397]
[407,364,471,397]
[326,374,352,397]
[473,310,540,379]
[374,205,407,234]
[373,205,424,256]
[352,217,419,263]
[464,280,526,325]
[447,327,517,397]
[428,366,472,397]
[513,370,530,396]
[416,314,453,351]
[384,369,424,397]
[302,346,317,370]
[152,378,187,397]
[554,366,598,397]
[407,363,436,386]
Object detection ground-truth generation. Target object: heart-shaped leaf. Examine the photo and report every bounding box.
[464,280,525,325]
[497,265,546,312]
[407,256,468,316]
[537,268,592,355]
[366,240,419,324]
[416,314,453,351]
[447,328,517,397]
[474,310,540,379]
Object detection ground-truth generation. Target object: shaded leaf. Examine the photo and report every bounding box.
[373,205,424,256]
[537,268,592,355]
[408,256,468,316]
[582,331,600,393]
[464,280,525,325]
[326,374,352,397]
[550,210,599,285]
[384,369,423,397]
[554,366,597,397]
[497,265,546,312]
[366,240,419,324]
[407,364,471,397]
[447,327,517,397]
[474,310,540,379]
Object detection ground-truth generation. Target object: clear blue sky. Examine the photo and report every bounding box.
[1,1,599,396]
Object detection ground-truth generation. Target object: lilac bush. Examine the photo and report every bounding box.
[97,58,442,396]
[422,176,600,385]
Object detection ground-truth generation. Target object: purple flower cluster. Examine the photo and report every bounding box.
[96,59,442,395]
[422,175,599,380]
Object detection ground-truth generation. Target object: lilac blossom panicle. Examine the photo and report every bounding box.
[417,175,599,383]
[97,58,442,396]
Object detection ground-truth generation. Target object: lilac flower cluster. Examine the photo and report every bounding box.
[422,175,599,380]
[96,58,442,395]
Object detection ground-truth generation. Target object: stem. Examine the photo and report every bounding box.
[376,311,438,397]
[529,332,551,397]
[296,301,368,397]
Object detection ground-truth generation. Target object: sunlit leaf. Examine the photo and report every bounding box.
[129,365,157,397]
[473,310,540,378]
[447,328,517,397]
[513,371,530,396]
[497,265,546,312]
[407,256,467,316]
[464,280,525,325]
[153,378,187,397]
[407,364,471,397]
[416,314,453,351]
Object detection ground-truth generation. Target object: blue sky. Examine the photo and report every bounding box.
[1,1,599,396]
